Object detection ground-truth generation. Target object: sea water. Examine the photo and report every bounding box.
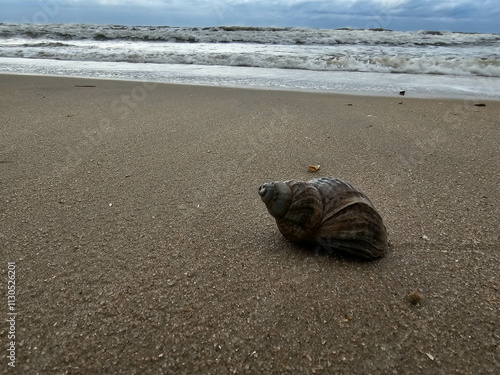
[1,23,499,99]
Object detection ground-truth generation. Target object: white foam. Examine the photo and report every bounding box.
[1,57,499,100]
[1,39,499,77]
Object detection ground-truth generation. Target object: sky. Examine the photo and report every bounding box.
[1,0,499,33]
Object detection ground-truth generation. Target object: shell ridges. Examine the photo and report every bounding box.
[259,177,388,259]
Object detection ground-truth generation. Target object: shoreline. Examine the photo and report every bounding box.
[1,74,499,373]
[2,57,500,100]
[3,71,500,102]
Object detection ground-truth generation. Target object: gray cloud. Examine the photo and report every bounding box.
[1,0,498,32]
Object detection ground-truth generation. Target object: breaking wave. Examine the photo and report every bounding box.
[1,23,499,77]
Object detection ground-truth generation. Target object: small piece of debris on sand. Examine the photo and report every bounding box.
[407,291,422,305]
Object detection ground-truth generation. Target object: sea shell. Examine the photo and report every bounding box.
[258,177,388,259]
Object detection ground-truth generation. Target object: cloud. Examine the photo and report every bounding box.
[1,0,498,32]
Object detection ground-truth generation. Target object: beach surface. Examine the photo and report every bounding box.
[1,74,499,374]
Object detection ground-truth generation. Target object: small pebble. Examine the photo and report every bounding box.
[407,291,422,305]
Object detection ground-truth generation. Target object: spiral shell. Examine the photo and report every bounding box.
[258,177,388,259]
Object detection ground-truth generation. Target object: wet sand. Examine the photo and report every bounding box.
[1,74,499,374]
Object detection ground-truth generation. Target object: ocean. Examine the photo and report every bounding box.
[1,23,499,99]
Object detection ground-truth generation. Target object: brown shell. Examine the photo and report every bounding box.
[258,177,388,259]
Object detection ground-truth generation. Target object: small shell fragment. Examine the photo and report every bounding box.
[308,165,321,172]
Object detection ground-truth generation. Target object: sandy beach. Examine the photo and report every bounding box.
[1,74,499,374]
